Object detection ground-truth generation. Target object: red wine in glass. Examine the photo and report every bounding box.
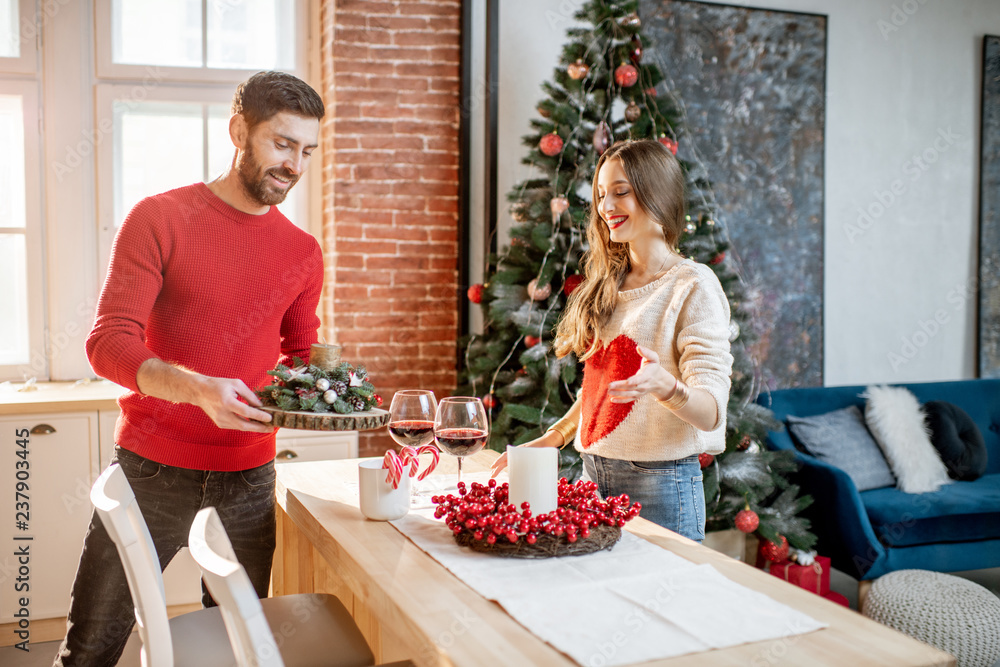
[387,420,435,448]
[434,428,488,457]
[434,397,489,486]
[388,390,437,449]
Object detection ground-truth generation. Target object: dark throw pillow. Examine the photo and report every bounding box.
[787,405,896,492]
[923,401,988,481]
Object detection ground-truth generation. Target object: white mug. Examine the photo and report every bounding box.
[358,459,411,521]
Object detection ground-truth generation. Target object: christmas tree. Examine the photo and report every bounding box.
[460,0,815,551]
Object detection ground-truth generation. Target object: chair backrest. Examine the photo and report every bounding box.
[189,506,284,667]
[90,464,173,667]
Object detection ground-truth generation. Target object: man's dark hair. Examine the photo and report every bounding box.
[231,71,325,129]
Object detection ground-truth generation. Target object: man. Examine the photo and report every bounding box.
[54,71,325,665]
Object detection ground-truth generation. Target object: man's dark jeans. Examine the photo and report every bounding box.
[53,447,276,666]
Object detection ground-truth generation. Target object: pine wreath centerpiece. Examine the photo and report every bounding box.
[255,357,388,431]
[432,477,640,559]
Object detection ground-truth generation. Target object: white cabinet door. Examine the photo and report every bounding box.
[0,413,100,623]
[98,409,119,470]
[275,429,359,463]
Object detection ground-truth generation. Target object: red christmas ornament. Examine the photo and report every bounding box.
[563,274,583,295]
[374,394,383,407]
[467,284,484,304]
[659,136,678,155]
[537,105,551,119]
[737,434,753,451]
[735,508,759,533]
[524,335,541,348]
[698,452,714,469]
[482,394,497,410]
[645,87,657,97]
[711,252,726,265]
[593,121,612,154]
[614,63,638,88]
[760,536,790,563]
[567,59,590,80]
[539,133,563,156]
[629,35,643,63]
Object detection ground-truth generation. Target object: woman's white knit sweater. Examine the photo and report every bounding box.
[574,259,733,460]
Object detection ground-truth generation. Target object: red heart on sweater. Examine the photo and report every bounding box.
[580,335,643,448]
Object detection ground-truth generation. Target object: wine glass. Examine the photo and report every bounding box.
[434,397,489,488]
[387,390,437,449]
[388,390,437,506]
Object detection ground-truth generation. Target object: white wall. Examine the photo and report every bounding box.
[491,0,1000,386]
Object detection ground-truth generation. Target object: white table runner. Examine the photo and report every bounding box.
[368,473,826,666]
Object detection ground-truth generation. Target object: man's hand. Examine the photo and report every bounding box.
[136,358,274,433]
[194,376,274,433]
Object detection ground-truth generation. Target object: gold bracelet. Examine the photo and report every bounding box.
[546,418,578,448]
[657,378,690,411]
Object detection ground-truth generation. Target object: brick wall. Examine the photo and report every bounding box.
[319,0,462,456]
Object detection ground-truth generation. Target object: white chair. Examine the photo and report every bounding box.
[91,464,378,667]
[91,463,236,666]
[189,506,380,667]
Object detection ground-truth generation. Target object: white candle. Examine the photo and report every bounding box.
[507,446,558,516]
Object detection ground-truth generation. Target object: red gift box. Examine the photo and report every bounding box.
[766,555,831,596]
[822,590,849,607]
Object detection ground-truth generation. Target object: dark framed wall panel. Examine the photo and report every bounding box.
[980,35,1000,379]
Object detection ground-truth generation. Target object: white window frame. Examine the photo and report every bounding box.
[93,0,305,84]
[0,0,39,75]
[0,78,47,380]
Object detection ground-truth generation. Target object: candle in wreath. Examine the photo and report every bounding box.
[310,343,342,371]
[507,446,558,516]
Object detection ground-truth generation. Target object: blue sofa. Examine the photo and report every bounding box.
[758,379,1000,581]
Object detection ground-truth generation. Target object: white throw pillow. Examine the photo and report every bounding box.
[861,385,951,494]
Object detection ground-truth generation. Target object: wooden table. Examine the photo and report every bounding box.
[272,451,954,666]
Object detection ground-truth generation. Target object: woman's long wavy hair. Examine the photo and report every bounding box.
[554,140,687,361]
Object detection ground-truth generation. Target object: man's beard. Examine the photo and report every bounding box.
[235,142,299,206]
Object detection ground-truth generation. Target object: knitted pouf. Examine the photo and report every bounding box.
[862,569,1000,667]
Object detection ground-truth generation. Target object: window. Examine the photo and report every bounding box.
[0,0,38,73]
[0,0,44,378]
[1,0,315,382]
[97,0,298,80]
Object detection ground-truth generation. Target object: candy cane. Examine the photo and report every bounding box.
[415,444,440,481]
[382,450,403,488]
[399,446,420,478]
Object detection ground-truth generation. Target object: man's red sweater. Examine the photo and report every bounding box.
[86,183,324,471]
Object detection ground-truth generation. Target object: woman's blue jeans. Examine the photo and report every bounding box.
[582,452,706,543]
[53,446,277,666]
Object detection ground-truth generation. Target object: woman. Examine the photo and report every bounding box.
[491,139,733,542]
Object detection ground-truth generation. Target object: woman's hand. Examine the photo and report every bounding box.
[608,344,678,404]
[489,430,563,478]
